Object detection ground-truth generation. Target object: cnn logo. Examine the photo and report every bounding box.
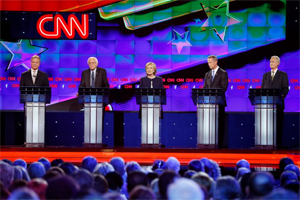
[37,14,89,39]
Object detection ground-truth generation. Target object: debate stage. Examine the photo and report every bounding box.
[0,146,299,168]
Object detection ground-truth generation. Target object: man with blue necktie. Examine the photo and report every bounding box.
[203,55,228,148]
[79,57,109,88]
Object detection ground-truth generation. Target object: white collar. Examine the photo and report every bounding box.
[31,68,38,74]
[212,66,219,73]
[271,68,278,75]
[90,68,97,74]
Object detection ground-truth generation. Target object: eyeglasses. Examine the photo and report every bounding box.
[88,62,97,64]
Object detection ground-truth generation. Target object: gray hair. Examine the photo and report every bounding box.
[168,178,205,200]
[87,57,99,65]
[271,55,280,64]
[166,157,180,174]
[93,162,114,176]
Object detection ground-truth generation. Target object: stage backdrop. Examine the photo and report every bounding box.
[0,0,299,112]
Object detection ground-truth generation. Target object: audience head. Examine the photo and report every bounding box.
[154,168,164,175]
[279,157,294,174]
[249,171,274,198]
[46,176,80,199]
[105,171,124,192]
[103,192,127,200]
[93,162,114,176]
[130,185,156,200]
[13,159,27,169]
[192,171,213,199]
[284,164,300,179]
[126,161,142,174]
[72,168,94,190]
[0,182,10,200]
[214,175,241,200]
[200,158,213,177]
[168,178,205,200]
[284,180,300,194]
[27,178,48,200]
[49,166,65,174]
[0,161,14,189]
[2,159,13,166]
[28,162,46,179]
[183,170,197,179]
[188,159,204,172]
[236,167,251,180]
[158,170,179,199]
[19,166,31,182]
[43,170,61,183]
[51,158,64,167]
[235,159,250,174]
[265,188,299,200]
[8,187,39,200]
[13,166,22,180]
[152,160,168,171]
[8,179,28,193]
[150,178,160,199]
[127,171,148,193]
[147,172,159,186]
[239,171,252,198]
[59,162,76,175]
[93,174,108,194]
[166,157,180,174]
[109,157,126,176]
[38,157,51,172]
[210,160,222,181]
[280,171,298,186]
[82,156,97,173]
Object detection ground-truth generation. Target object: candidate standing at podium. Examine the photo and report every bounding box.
[139,62,164,118]
[203,55,228,148]
[79,57,109,88]
[20,55,49,87]
[140,62,163,88]
[261,55,289,149]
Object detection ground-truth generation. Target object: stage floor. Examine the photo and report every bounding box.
[0,146,299,168]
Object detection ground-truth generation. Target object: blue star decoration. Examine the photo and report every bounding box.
[168,29,192,54]
[199,0,243,42]
[194,18,202,24]
[0,39,48,71]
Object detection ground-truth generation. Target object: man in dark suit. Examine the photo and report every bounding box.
[79,57,109,88]
[203,55,228,148]
[261,55,289,149]
[20,55,49,87]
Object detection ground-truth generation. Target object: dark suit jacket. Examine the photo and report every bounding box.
[20,69,49,87]
[261,70,289,97]
[140,76,164,88]
[203,67,228,106]
[79,67,109,88]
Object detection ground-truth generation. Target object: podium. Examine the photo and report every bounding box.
[135,88,166,147]
[192,89,225,148]
[249,89,283,149]
[78,87,109,147]
[20,86,51,147]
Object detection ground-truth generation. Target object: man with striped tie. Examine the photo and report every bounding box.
[261,55,289,149]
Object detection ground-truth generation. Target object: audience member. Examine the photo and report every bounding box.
[28,162,46,179]
[27,178,48,200]
[94,162,115,176]
[214,176,241,200]
[82,156,98,173]
[168,178,205,200]
[130,185,156,200]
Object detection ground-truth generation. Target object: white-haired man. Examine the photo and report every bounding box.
[79,57,109,88]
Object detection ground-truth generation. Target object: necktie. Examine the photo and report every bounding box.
[33,70,37,85]
[212,70,215,82]
[92,71,95,88]
[271,71,274,81]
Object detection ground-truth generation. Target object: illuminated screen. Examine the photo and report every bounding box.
[0,0,299,112]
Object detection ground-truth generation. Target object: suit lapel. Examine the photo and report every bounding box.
[86,69,91,87]
[95,68,100,87]
[27,70,34,86]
